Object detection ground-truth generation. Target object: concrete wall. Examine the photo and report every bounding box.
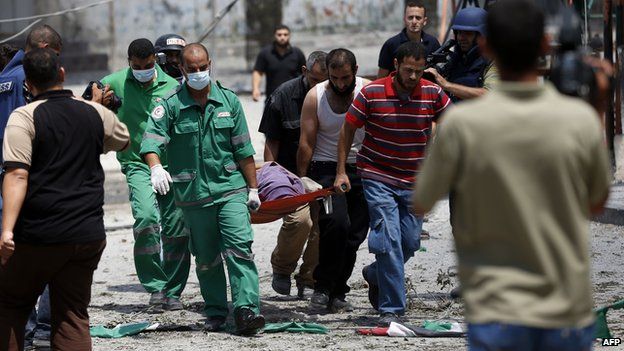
[3,0,407,70]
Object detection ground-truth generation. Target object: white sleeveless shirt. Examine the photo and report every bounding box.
[312,77,365,163]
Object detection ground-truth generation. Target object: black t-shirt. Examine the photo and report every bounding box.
[258,76,308,173]
[253,43,306,97]
[378,29,441,71]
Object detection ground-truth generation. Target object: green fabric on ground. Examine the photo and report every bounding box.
[418,246,427,252]
[423,320,453,331]
[594,299,624,339]
[90,322,155,338]
[263,322,328,334]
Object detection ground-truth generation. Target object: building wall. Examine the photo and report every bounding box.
[2,0,407,70]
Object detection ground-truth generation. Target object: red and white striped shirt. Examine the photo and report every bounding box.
[345,73,451,188]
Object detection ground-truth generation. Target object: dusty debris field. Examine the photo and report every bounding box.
[86,200,624,351]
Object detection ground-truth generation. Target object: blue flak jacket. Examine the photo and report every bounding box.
[0,49,26,160]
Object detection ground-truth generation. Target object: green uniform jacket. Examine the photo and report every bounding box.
[140,81,255,209]
[101,65,179,166]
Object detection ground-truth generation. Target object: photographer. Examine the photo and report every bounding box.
[99,38,190,311]
[154,33,186,83]
[425,7,495,101]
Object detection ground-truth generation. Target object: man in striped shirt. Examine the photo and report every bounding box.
[335,41,450,325]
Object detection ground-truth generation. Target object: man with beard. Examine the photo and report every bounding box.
[297,48,370,312]
[155,34,186,83]
[335,42,450,326]
[259,51,328,298]
[252,25,306,102]
[424,7,491,102]
[377,1,440,78]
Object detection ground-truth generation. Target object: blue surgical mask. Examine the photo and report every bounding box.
[132,67,155,83]
[186,70,211,90]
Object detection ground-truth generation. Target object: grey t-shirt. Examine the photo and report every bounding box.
[414,81,611,328]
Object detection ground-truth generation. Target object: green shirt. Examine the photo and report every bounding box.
[101,65,179,165]
[140,81,255,209]
[414,82,611,328]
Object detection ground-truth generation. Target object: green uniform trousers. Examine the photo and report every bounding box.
[182,192,260,318]
[123,162,190,298]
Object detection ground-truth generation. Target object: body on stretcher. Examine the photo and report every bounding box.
[251,162,339,224]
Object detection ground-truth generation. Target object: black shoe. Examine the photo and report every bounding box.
[272,273,292,295]
[362,265,379,311]
[378,312,402,327]
[234,307,265,335]
[149,291,166,306]
[204,316,226,332]
[329,297,354,313]
[164,297,184,311]
[420,229,430,240]
[450,286,462,299]
[309,291,330,309]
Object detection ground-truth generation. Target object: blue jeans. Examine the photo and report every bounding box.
[468,323,595,351]
[362,179,422,315]
[24,286,51,343]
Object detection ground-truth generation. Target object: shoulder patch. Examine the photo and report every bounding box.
[151,105,166,120]
[0,81,13,93]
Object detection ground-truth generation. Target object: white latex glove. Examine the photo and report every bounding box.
[150,164,172,195]
[301,176,322,193]
[247,188,261,212]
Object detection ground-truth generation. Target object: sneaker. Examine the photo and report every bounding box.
[149,291,166,306]
[362,265,379,311]
[30,328,50,348]
[271,273,291,295]
[204,316,226,332]
[378,312,402,327]
[234,307,265,335]
[296,283,314,299]
[450,286,462,299]
[309,291,330,309]
[164,297,183,311]
[329,297,354,313]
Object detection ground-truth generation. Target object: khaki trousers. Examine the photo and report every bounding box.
[270,204,319,287]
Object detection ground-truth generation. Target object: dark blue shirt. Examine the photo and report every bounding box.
[0,50,26,161]
[378,29,441,71]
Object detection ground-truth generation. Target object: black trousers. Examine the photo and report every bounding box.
[309,162,369,299]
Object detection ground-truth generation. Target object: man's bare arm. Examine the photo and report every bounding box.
[238,156,258,188]
[0,168,29,264]
[252,70,264,102]
[296,88,319,177]
[144,152,163,168]
[425,68,486,100]
[263,139,280,162]
[334,122,358,193]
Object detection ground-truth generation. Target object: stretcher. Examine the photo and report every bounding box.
[251,187,337,224]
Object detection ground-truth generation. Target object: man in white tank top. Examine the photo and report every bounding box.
[297,48,371,312]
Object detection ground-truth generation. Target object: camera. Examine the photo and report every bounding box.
[548,8,598,105]
[423,39,456,81]
[82,80,123,113]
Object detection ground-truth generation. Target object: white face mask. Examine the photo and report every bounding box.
[132,67,155,83]
[186,70,211,90]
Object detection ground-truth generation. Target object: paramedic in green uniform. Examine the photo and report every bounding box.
[100,38,190,310]
[140,43,265,335]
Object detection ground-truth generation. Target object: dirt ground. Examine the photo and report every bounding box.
[87,199,624,351]
[81,95,624,350]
